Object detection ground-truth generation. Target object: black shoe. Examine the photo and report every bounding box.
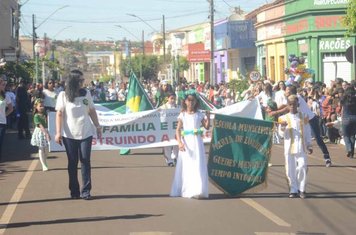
[168,162,174,167]
[325,159,332,167]
[70,195,81,200]
[347,152,354,158]
[289,193,298,198]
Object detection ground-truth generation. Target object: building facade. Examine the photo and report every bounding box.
[214,16,257,83]
[285,0,354,86]
[255,0,355,85]
[0,0,19,61]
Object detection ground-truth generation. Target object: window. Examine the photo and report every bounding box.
[279,56,285,81]
[270,56,275,80]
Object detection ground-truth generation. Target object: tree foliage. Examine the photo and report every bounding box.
[120,55,160,80]
[343,0,356,35]
[0,61,34,83]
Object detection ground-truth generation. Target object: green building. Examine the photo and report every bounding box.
[255,0,355,85]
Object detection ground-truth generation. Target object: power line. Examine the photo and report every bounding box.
[21,10,208,24]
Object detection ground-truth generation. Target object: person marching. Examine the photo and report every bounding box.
[170,92,210,199]
[0,76,14,163]
[55,69,101,200]
[31,98,50,171]
[278,95,313,199]
[160,92,179,167]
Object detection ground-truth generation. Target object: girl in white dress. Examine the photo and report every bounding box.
[170,93,210,199]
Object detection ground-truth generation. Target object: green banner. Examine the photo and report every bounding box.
[208,114,273,196]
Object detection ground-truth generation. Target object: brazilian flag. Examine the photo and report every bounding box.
[125,72,154,113]
[121,73,154,155]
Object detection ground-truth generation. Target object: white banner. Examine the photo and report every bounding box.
[48,98,261,152]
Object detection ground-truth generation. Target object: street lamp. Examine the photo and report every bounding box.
[115,25,140,41]
[107,37,118,82]
[126,14,157,33]
[115,25,143,79]
[34,42,41,85]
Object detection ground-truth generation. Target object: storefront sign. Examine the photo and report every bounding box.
[286,19,308,34]
[319,38,351,52]
[315,15,343,30]
[187,43,210,62]
[314,0,349,5]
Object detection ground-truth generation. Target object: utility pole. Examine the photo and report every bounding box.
[209,0,215,85]
[142,30,145,56]
[163,15,166,62]
[140,30,144,80]
[32,14,36,59]
[32,5,69,59]
[15,1,21,63]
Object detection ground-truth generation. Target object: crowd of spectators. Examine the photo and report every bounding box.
[1,73,355,162]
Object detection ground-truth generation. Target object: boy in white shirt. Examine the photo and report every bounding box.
[278,95,313,199]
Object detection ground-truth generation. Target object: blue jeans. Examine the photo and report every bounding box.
[342,115,356,155]
[309,116,331,160]
[0,124,6,162]
[63,136,93,197]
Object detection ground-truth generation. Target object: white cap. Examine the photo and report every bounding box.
[160,80,168,85]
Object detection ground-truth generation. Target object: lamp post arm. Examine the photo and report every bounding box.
[115,25,141,41]
[36,5,69,29]
[126,14,157,32]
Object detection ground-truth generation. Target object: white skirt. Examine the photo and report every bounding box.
[31,127,48,148]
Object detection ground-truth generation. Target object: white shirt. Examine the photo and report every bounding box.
[107,88,118,101]
[274,90,287,108]
[5,91,16,107]
[297,95,315,120]
[0,94,12,124]
[43,89,57,108]
[278,112,312,155]
[256,91,273,108]
[55,90,96,140]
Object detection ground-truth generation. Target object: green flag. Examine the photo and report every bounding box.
[121,73,154,155]
[208,114,273,196]
[125,72,154,113]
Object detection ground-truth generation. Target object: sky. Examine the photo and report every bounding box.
[19,0,271,41]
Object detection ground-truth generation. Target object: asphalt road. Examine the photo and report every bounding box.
[1,131,356,235]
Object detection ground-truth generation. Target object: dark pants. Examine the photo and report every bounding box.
[17,111,30,138]
[309,115,331,160]
[6,110,16,129]
[342,115,356,156]
[63,136,93,198]
[327,127,341,143]
[0,124,6,162]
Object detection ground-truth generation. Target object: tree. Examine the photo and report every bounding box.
[227,70,249,102]
[343,0,356,35]
[0,61,34,83]
[120,55,160,80]
[178,56,189,71]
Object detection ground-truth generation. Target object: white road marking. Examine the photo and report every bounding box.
[0,159,38,234]
[241,198,291,227]
[130,233,172,235]
[255,233,295,235]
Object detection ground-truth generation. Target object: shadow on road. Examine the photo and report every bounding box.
[209,192,356,199]
[0,213,163,229]
[0,194,170,206]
